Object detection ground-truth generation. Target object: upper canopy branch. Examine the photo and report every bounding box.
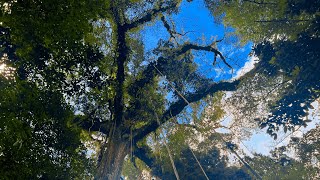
[124,1,180,30]
[160,15,196,44]
[160,15,182,43]
[172,42,232,69]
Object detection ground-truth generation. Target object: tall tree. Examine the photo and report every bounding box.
[1,0,241,178]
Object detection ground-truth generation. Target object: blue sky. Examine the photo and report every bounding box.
[140,0,252,81]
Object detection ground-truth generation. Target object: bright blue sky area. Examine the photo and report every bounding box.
[140,0,253,81]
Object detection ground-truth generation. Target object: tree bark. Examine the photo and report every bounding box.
[96,134,129,180]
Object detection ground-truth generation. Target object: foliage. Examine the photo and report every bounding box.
[1,0,319,178]
[0,0,106,178]
[122,157,143,180]
[275,125,320,174]
[1,0,108,94]
[253,22,320,135]
[0,78,94,179]
[1,0,106,53]
[205,0,319,43]
[247,153,318,179]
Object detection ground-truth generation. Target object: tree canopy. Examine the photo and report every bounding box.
[0,0,319,179]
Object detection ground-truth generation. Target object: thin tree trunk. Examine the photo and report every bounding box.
[96,135,129,180]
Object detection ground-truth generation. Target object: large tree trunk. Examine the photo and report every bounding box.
[96,135,129,180]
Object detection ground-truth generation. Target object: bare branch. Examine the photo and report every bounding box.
[124,2,179,30]
[213,54,217,65]
[160,15,196,44]
[171,42,232,69]
[160,15,181,44]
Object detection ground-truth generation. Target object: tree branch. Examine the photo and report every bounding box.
[124,2,179,30]
[73,117,109,134]
[160,15,181,44]
[128,40,231,99]
[133,80,240,142]
[171,42,232,69]
[133,144,156,168]
[127,39,234,142]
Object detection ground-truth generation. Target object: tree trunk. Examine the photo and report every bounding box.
[96,135,129,180]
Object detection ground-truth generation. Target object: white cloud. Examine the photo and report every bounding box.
[233,55,258,80]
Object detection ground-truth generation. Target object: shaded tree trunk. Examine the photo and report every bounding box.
[96,134,129,180]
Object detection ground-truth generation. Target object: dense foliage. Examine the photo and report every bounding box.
[0,78,93,179]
